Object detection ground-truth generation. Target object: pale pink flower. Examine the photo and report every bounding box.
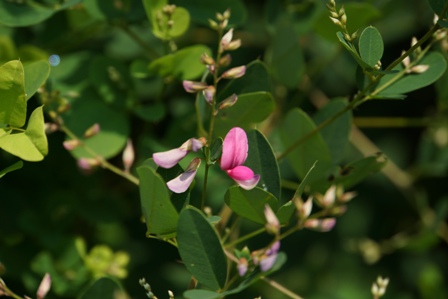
[166,158,201,193]
[153,138,205,169]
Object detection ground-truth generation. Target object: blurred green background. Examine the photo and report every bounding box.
[1,0,447,298]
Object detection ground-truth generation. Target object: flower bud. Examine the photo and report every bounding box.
[295,196,313,219]
[315,185,336,208]
[220,65,246,79]
[218,54,232,67]
[44,123,59,134]
[304,218,336,232]
[220,28,233,50]
[410,64,429,73]
[83,123,100,138]
[203,86,216,105]
[218,94,238,110]
[329,17,342,27]
[219,19,229,30]
[37,273,51,299]
[208,19,219,30]
[63,139,81,151]
[224,39,241,51]
[122,139,135,172]
[200,52,215,65]
[77,157,101,171]
[264,205,280,235]
[223,9,231,19]
[237,257,248,276]
[182,80,208,93]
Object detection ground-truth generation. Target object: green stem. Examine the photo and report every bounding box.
[261,277,304,299]
[60,124,140,185]
[225,227,266,249]
[119,24,160,60]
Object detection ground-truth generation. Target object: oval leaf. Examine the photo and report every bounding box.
[245,130,281,200]
[24,60,50,101]
[138,165,179,237]
[0,60,26,127]
[177,206,227,290]
[224,186,278,224]
[359,26,384,68]
[279,108,333,186]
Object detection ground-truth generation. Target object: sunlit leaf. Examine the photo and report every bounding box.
[0,60,26,127]
[23,60,50,101]
[0,161,23,178]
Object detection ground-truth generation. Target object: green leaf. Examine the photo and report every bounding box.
[148,45,211,80]
[0,161,23,178]
[84,0,145,21]
[24,60,51,101]
[358,26,384,68]
[0,106,48,161]
[0,60,27,127]
[143,0,168,32]
[313,98,352,165]
[334,153,387,188]
[377,52,447,96]
[218,61,272,100]
[144,0,190,40]
[429,0,448,18]
[314,2,381,42]
[79,277,121,299]
[214,91,275,138]
[137,165,179,237]
[265,16,305,88]
[280,108,333,186]
[89,56,133,108]
[276,161,317,225]
[336,32,371,70]
[184,252,287,299]
[63,92,129,160]
[177,206,227,291]
[172,0,247,26]
[246,130,281,200]
[0,1,54,27]
[224,187,278,224]
[210,137,223,162]
[133,103,166,123]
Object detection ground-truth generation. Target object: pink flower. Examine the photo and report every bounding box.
[253,241,280,272]
[166,158,201,194]
[153,138,205,169]
[37,273,51,299]
[220,127,260,190]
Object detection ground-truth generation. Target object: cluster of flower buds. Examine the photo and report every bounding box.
[235,241,281,276]
[208,9,231,32]
[401,38,430,74]
[157,4,176,30]
[139,278,159,299]
[327,0,357,42]
[371,276,389,299]
[294,194,337,232]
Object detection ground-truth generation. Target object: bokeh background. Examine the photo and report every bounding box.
[1,0,447,298]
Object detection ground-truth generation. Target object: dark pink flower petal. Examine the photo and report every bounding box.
[153,148,188,169]
[226,165,254,180]
[221,127,248,170]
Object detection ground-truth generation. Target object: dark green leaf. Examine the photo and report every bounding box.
[24,60,50,101]
[214,92,275,138]
[177,206,227,290]
[133,103,166,123]
[265,17,305,88]
[218,61,272,100]
[172,0,247,26]
[63,91,129,160]
[183,289,221,299]
[0,1,54,27]
[313,98,352,165]
[429,0,448,18]
[246,130,281,200]
[210,138,223,162]
[336,32,371,70]
[359,26,384,68]
[138,165,179,237]
[79,277,121,299]
[377,52,447,96]
[84,0,145,21]
[225,187,278,224]
[280,108,333,186]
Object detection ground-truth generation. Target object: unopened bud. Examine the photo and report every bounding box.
[37,273,51,299]
[315,185,336,208]
[83,123,100,138]
[218,94,238,110]
[410,64,429,73]
[168,290,174,298]
[203,86,216,105]
[77,157,101,171]
[63,139,81,151]
[330,11,339,18]
[220,19,229,29]
[182,80,208,93]
[220,65,246,79]
[200,52,215,65]
[329,17,342,27]
[341,13,347,25]
[223,9,231,19]
[220,28,234,50]
[330,205,347,216]
[237,257,248,276]
[216,12,224,21]
[162,4,176,15]
[122,139,135,173]
[57,100,71,114]
[295,196,313,219]
[44,123,59,134]
[218,54,232,67]
[208,19,219,30]
[304,218,336,232]
[224,39,241,51]
[264,205,280,235]
[338,6,345,17]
